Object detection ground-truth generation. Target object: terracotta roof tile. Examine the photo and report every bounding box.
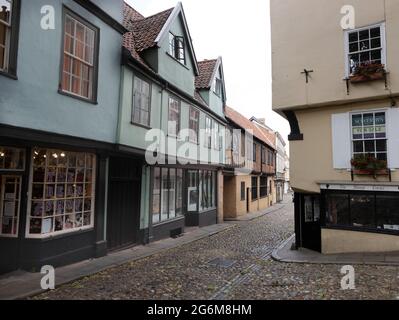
[130,8,174,52]
[225,106,276,150]
[123,31,151,69]
[195,59,217,89]
[123,2,145,26]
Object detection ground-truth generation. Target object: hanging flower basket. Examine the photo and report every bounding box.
[349,63,386,83]
[351,154,388,179]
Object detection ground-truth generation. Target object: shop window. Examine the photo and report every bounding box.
[199,170,216,211]
[152,167,183,224]
[326,192,399,232]
[27,149,96,238]
[0,146,25,170]
[0,175,21,237]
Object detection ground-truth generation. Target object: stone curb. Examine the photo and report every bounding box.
[272,234,399,267]
[4,224,236,300]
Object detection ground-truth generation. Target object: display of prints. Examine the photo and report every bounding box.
[29,149,95,236]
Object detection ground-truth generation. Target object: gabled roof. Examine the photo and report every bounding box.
[196,56,227,102]
[123,2,199,75]
[225,106,276,150]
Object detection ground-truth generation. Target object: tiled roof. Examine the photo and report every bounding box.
[130,8,174,52]
[122,3,174,69]
[225,106,276,150]
[195,59,217,89]
[123,2,144,26]
[122,31,150,69]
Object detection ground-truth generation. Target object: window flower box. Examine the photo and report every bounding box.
[349,63,386,83]
[351,154,388,179]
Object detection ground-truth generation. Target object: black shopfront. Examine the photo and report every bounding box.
[295,186,399,253]
[0,126,112,275]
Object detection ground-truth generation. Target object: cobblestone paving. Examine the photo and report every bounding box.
[33,198,399,300]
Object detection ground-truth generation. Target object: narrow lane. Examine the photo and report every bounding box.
[34,197,399,300]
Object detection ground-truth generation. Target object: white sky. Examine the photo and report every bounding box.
[125,0,290,150]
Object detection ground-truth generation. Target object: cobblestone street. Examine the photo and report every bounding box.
[33,198,399,300]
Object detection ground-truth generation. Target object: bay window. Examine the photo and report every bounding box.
[27,149,96,238]
[61,9,98,101]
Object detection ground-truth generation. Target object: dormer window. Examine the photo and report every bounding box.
[213,77,222,97]
[168,32,185,65]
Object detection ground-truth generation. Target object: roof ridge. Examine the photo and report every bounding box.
[138,6,174,21]
[124,2,145,18]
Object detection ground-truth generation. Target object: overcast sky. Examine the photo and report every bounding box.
[125,0,290,150]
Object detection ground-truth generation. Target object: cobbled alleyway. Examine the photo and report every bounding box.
[33,197,399,300]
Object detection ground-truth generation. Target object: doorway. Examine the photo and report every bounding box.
[106,157,141,251]
[300,195,321,252]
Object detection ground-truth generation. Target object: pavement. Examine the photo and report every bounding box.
[0,223,234,300]
[272,234,399,266]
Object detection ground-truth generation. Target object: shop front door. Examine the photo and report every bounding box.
[106,157,141,251]
[301,195,321,252]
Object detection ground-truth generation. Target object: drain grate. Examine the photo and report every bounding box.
[208,258,236,268]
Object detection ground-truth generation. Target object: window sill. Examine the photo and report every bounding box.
[323,225,399,237]
[152,215,184,227]
[0,70,18,80]
[25,227,94,241]
[166,52,190,70]
[131,122,152,130]
[58,89,98,105]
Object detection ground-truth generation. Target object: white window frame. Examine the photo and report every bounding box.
[344,22,386,78]
[0,0,12,72]
[61,12,97,100]
[0,175,21,238]
[350,108,388,160]
[25,149,96,239]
